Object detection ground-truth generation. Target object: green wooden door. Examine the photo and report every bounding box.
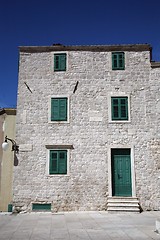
[111,149,132,196]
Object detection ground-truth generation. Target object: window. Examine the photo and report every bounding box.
[112,52,125,70]
[32,203,51,211]
[111,97,128,120]
[51,98,67,121]
[54,53,66,71]
[49,150,67,174]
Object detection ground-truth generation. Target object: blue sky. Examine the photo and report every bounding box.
[0,0,160,108]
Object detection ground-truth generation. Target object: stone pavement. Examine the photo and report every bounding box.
[0,211,159,240]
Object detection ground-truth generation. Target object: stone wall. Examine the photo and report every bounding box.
[0,109,16,211]
[13,47,160,212]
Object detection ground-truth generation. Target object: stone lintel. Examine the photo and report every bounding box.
[45,145,74,149]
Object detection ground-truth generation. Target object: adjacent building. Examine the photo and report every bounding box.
[13,44,160,212]
[0,108,16,212]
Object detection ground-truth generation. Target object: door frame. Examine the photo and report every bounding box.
[108,145,136,197]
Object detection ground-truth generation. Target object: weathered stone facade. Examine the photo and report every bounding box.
[14,44,160,212]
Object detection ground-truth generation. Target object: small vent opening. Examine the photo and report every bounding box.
[32,203,51,211]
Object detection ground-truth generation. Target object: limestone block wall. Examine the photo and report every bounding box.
[13,46,160,212]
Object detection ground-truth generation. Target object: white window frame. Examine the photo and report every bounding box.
[46,148,70,177]
[48,95,70,124]
[109,52,128,70]
[108,92,131,123]
[52,51,68,72]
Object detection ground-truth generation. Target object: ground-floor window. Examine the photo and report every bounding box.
[49,150,67,174]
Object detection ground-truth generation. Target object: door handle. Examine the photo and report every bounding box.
[118,174,122,179]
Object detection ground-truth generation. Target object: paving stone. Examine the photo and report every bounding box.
[0,212,159,240]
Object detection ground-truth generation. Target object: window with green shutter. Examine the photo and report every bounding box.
[51,98,67,121]
[112,52,125,70]
[32,203,51,211]
[111,97,128,120]
[54,53,66,71]
[49,150,67,174]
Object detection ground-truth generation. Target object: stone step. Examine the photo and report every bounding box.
[108,197,138,201]
[107,197,140,213]
[108,202,139,207]
[108,199,139,203]
[108,198,139,203]
[107,207,140,213]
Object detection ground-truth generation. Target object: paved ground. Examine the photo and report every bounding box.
[0,211,159,240]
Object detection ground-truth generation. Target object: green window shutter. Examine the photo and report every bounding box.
[50,151,58,174]
[112,54,118,70]
[111,98,119,120]
[118,52,125,70]
[59,98,67,121]
[111,97,128,120]
[59,54,66,71]
[54,55,60,70]
[54,54,66,71]
[49,150,67,175]
[51,98,67,121]
[120,98,128,119]
[58,151,67,174]
[51,99,59,121]
[112,52,125,70]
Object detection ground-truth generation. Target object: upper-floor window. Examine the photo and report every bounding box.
[54,53,66,71]
[51,97,67,121]
[112,52,125,70]
[111,97,128,120]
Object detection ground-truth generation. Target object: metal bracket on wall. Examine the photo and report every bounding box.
[73,81,79,94]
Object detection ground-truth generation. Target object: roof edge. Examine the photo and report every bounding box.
[19,44,152,53]
[0,108,16,115]
[151,61,160,68]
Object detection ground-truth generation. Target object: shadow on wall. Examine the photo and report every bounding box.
[14,153,18,166]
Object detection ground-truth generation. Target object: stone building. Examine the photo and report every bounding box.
[14,44,160,213]
[0,108,16,212]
